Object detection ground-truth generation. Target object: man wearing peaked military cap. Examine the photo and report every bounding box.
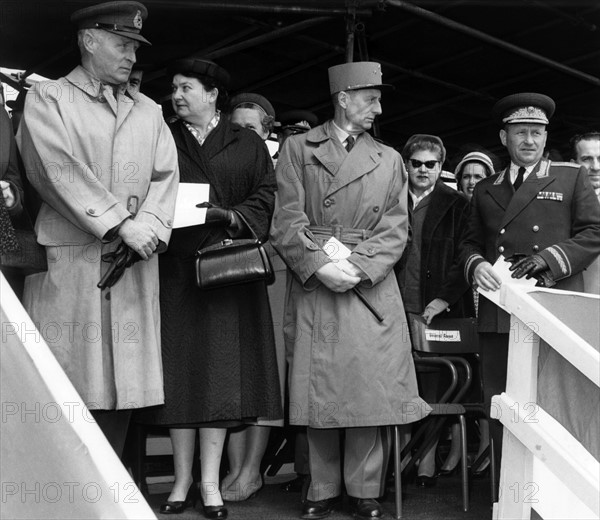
[16,0,179,457]
[71,1,151,45]
[270,62,428,519]
[492,92,555,126]
[459,92,600,488]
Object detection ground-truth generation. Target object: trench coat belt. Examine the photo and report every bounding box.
[306,224,372,248]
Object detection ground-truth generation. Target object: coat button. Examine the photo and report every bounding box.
[88,208,96,215]
[426,270,431,279]
[373,206,380,213]
[324,199,334,207]
[368,248,375,254]
[500,228,505,234]
[167,219,173,227]
[498,246,504,253]
[532,225,539,232]
[533,245,539,252]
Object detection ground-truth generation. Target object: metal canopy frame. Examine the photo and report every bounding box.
[2,0,598,162]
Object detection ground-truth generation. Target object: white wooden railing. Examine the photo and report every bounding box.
[489,284,600,520]
[0,273,156,520]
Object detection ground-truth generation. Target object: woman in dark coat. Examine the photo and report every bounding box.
[395,134,473,485]
[139,59,281,518]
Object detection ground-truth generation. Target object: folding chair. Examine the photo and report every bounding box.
[392,315,478,518]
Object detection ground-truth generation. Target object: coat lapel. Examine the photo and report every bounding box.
[171,121,205,173]
[310,122,346,177]
[202,118,238,161]
[311,123,381,197]
[330,135,382,195]
[501,160,553,228]
[116,90,135,131]
[422,181,456,238]
[482,168,513,212]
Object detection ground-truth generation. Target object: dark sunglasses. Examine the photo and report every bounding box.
[409,159,439,169]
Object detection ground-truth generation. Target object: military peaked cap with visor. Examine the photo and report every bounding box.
[71,1,151,45]
[492,92,556,125]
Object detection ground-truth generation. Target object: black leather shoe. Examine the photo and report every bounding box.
[349,497,383,519]
[416,474,437,488]
[301,496,341,519]
[160,484,198,514]
[201,504,228,519]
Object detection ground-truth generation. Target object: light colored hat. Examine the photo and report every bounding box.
[454,151,495,181]
[328,61,393,95]
[492,92,555,125]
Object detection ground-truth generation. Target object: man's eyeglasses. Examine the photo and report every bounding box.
[409,159,439,169]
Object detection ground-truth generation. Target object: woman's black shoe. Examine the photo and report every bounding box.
[200,492,228,519]
[160,484,198,514]
[201,504,228,519]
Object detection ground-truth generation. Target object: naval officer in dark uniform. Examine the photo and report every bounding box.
[460,92,600,482]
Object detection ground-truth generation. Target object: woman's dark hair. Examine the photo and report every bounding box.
[174,71,230,111]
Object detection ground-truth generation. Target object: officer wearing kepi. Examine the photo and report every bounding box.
[271,62,429,519]
[460,92,600,485]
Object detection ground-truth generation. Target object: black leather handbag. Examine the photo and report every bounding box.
[195,213,274,290]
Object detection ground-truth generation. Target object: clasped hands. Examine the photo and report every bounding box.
[118,218,158,260]
[98,219,157,290]
[315,259,361,292]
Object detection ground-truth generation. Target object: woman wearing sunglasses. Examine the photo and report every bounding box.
[395,134,475,486]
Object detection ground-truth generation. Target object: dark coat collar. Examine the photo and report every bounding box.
[421,180,465,238]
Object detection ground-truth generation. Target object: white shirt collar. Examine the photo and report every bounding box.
[332,121,362,146]
[509,161,537,184]
[409,185,435,208]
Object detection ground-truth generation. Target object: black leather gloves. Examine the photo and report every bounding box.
[506,253,555,287]
[206,206,233,226]
[98,242,141,290]
[196,202,234,227]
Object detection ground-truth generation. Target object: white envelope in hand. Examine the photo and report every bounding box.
[323,236,352,261]
[172,183,210,228]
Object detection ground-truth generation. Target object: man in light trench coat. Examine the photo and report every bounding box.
[270,61,430,520]
[17,1,179,456]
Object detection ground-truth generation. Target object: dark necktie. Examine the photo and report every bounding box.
[345,135,355,153]
[513,166,526,191]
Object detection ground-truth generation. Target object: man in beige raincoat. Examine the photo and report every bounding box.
[17,1,179,455]
[270,62,429,519]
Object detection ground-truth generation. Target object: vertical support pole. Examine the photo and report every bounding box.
[492,315,540,519]
[345,5,356,62]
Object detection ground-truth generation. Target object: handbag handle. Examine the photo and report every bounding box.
[232,209,261,242]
